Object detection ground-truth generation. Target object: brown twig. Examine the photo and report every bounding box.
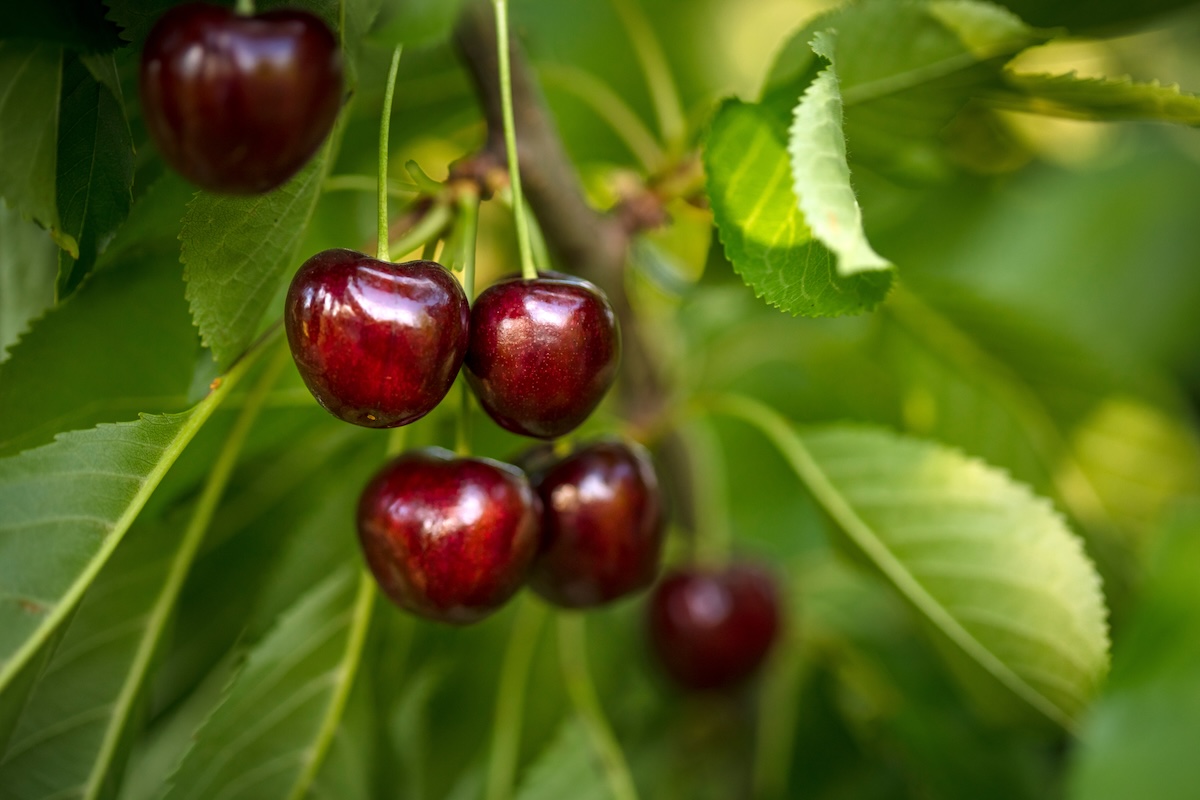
[453,0,671,431]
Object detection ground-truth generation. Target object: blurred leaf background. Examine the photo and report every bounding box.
[2,0,1200,798]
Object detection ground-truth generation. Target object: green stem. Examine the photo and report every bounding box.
[457,189,480,304]
[235,0,254,14]
[387,424,409,458]
[392,203,453,260]
[456,380,471,457]
[485,598,547,800]
[752,638,809,800]
[556,615,639,800]
[539,64,664,171]
[681,418,733,564]
[324,175,419,197]
[378,45,404,262]
[611,0,684,148]
[491,0,537,280]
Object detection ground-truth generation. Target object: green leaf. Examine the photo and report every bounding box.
[0,516,187,800]
[788,31,891,277]
[0,243,197,459]
[0,413,196,696]
[515,719,611,800]
[1067,506,1200,800]
[103,0,181,48]
[0,204,56,360]
[55,52,134,296]
[161,570,375,800]
[182,146,330,369]
[0,42,65,244]
[0,1,124,53]
[709,396,1110,731]
[763,0,1039,183]
[705,99,892,317]
[993,70,1200,124]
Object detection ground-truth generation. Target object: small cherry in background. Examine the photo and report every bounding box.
[140,3,343,194]
[466,273,620,439]
[357,448,541,624]
[285,250,469,428]
[526,439,665,608]
[646,563,782,691]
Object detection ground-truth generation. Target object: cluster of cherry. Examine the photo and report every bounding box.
[139,2,781,691]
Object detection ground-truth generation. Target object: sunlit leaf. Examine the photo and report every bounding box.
[788,31,891,277]
[515,719,611,800]
[705,99,892,317]
[712,397,1110,730]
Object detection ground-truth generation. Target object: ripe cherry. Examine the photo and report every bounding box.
[646,564,782,691]
[140,3,343,194]
[357,448,541,624]
[528,440,665,608]
[285,249,469,428]
[465,274,620,439]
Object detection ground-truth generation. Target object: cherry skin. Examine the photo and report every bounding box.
[285,249,469,428]
[465,274,620,439]
[357,448,541,624]
[528,439,665,608]
[646,564,782,691]
[140,3,343,194]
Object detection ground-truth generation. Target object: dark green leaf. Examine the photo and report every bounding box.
[704,98,892,317]
[0,205,56,360]
[0,242,196,459]
[0,0,124,53]
[0,42,65,245]
[182,146,331,369]
[55,52,134,296]
[1068,506,1200,800]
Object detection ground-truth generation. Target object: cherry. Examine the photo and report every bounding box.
[140,3,343,194]
[357,448,541,624]
[528,440,665,608]
[646,564,782,691]
[285,249,469,428]
[465,274,620,439]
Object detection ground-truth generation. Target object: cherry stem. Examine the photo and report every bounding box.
[682,418,733,564]
[390,202,453,260]
[378,45,404,263]
[485,597,547,800]
[454,188,480,458]
[235,0,254,14]
[491,0,537,281]
[387,424,408,458]
[556,614,640,800]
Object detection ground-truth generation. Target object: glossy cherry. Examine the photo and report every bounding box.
[357,448,541,624]
[285,249,469,428]
[140,3,343,194]
[646,564,782,691]
[528,440,665,608]
[465,274,620,439]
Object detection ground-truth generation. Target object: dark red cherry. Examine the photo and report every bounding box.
[285,249,469,428]
[356,448,541,624]
[140,3,343,194]
[646,564,782,691]
[529,439,665,608]
[465,274,620,439]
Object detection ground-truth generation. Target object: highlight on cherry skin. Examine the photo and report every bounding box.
[646,563,783,692]
[527,438,665,609]
[284,249,469,428]
[465,272,620,440]
[140,2,344,195]
[356,448,542,625]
